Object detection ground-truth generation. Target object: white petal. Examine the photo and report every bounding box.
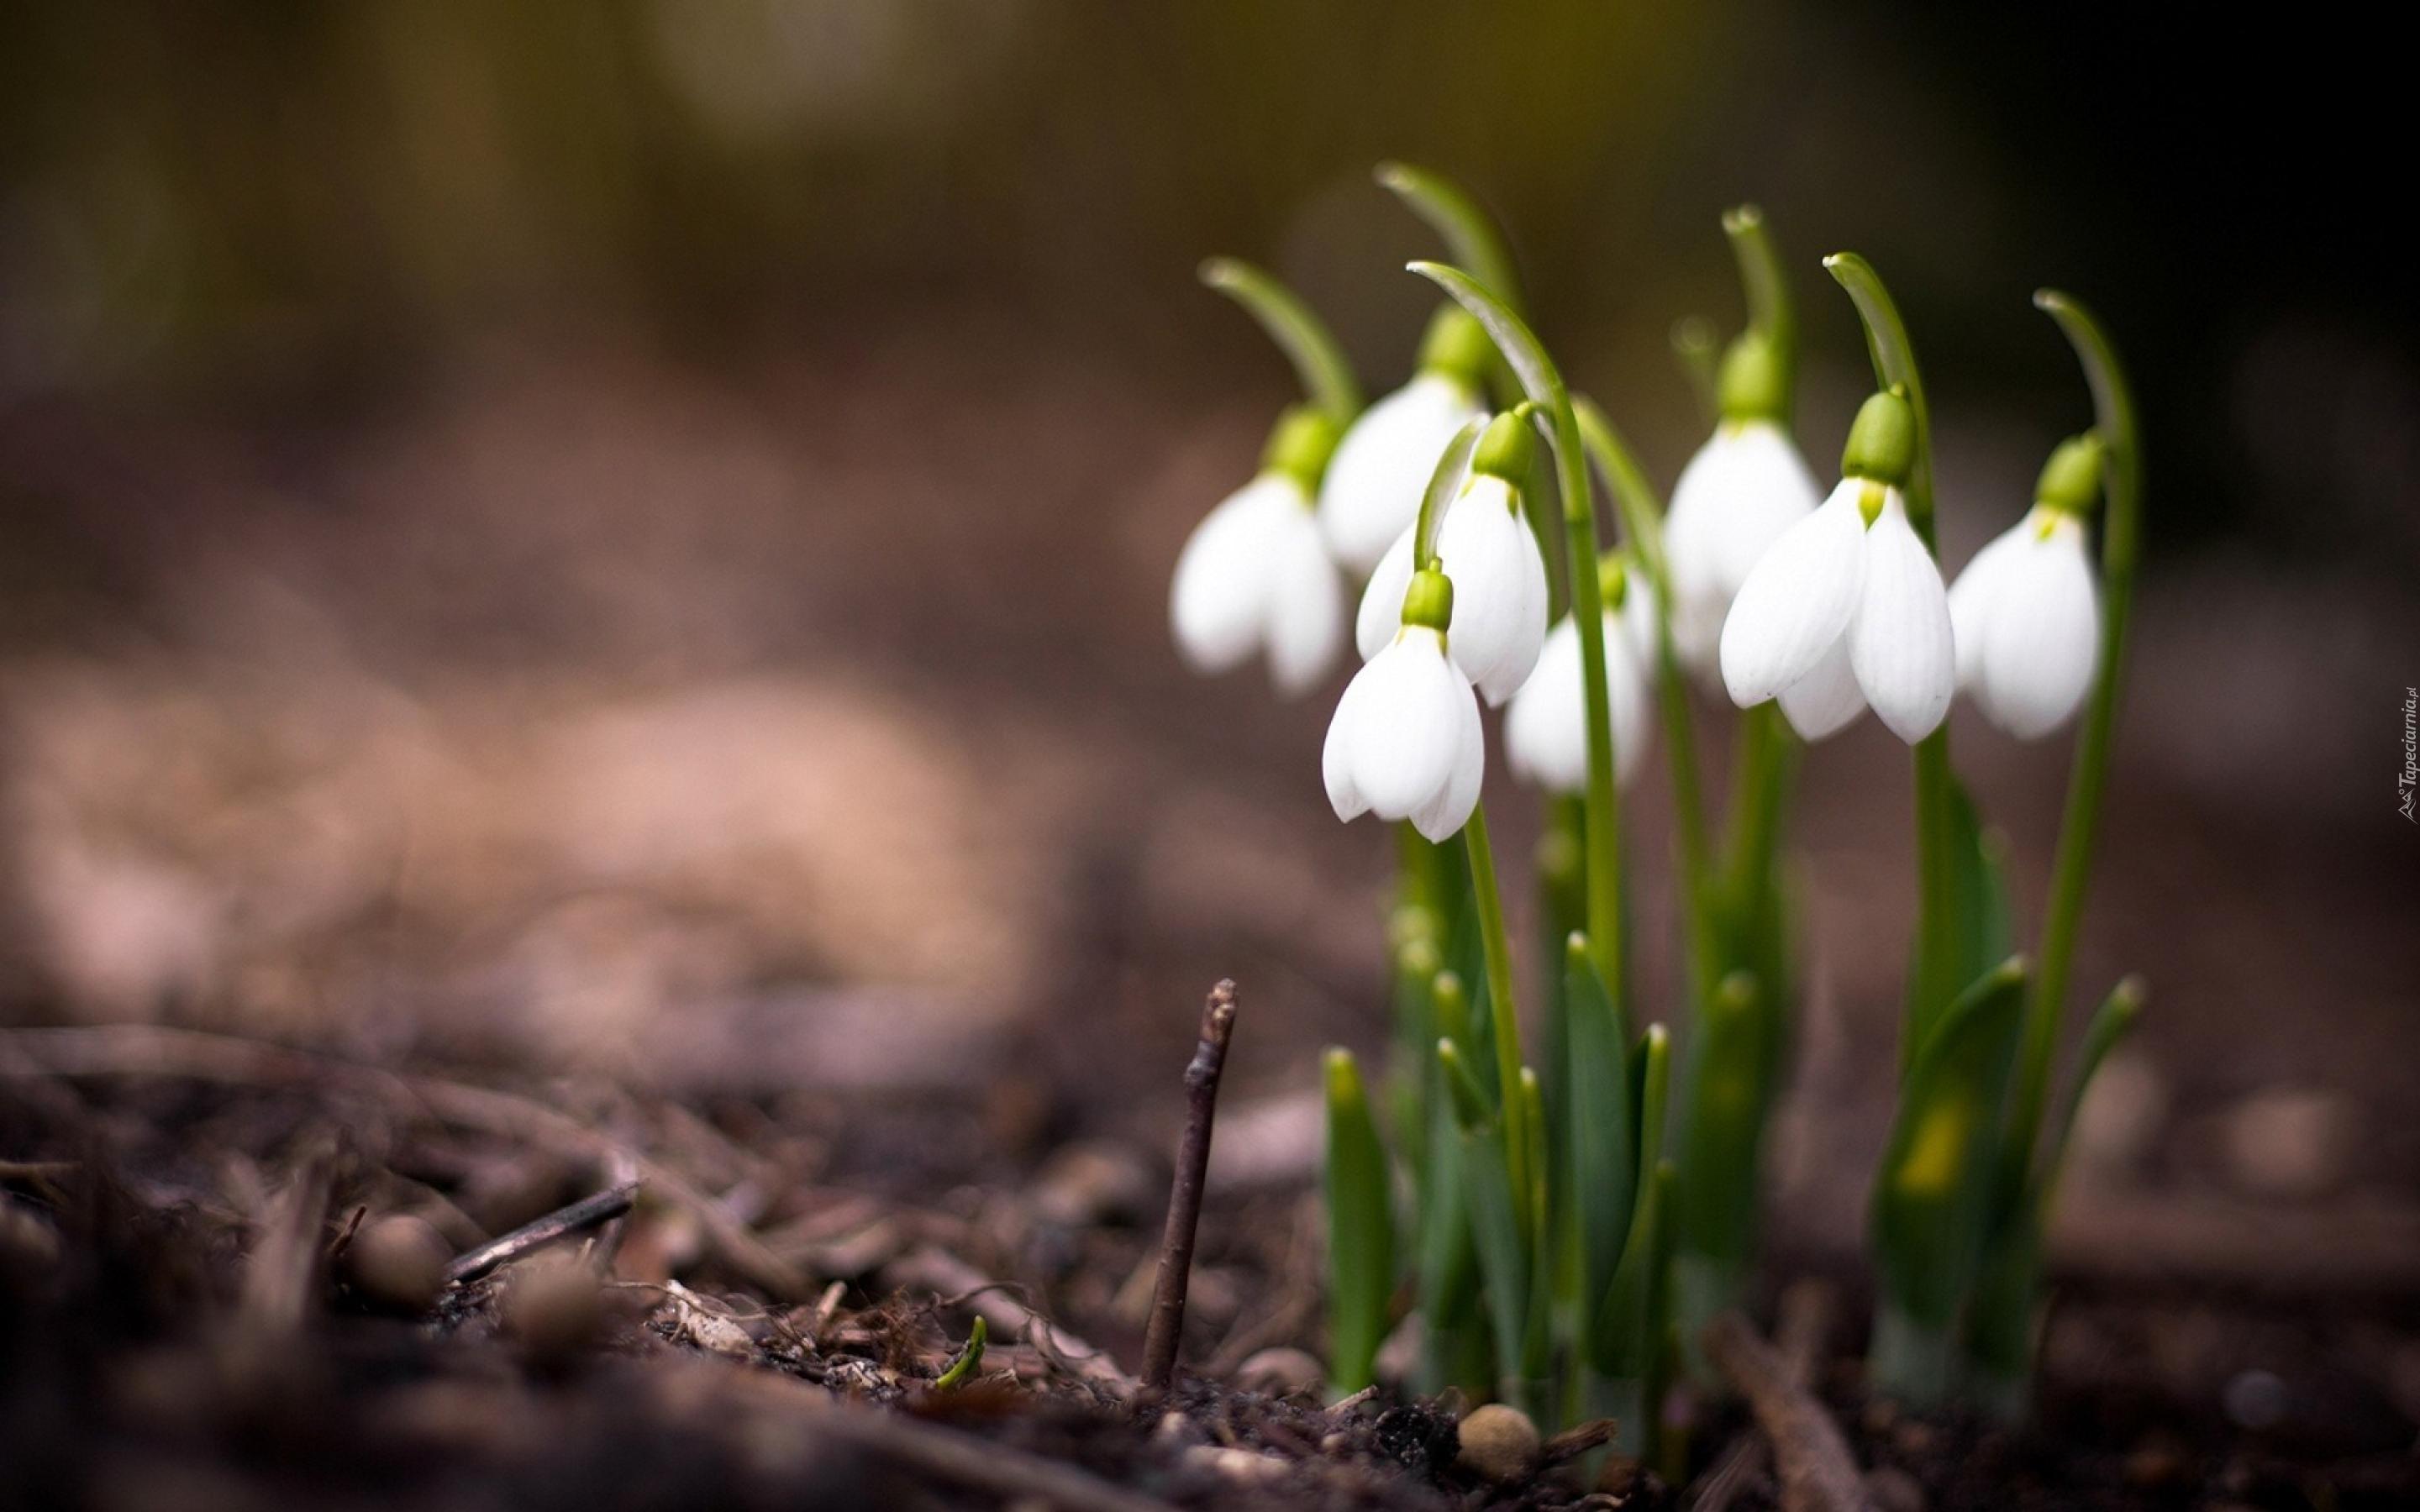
[1410,661,1486,842]
[1434,477,1549,705]
[1618,575,1662,667]
[1316,375,1485,574]
[1975,512,2102,739]
[1322,670,1370,822]
[1719,479,1868,708]
[1355,524,1418,661]
[1504,612,1653,793]
[1664,422,1820,678]
[1947,517,2028,693]
[1776,633,1865,741]
[1847,491,1956,743]
[1264,507,1347,697]
[1170,475,1292,674]
[1344,630,1465,820]
[1505,616,1587,794]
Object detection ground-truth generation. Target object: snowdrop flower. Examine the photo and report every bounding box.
[1506,555,1659,793]
[1949,433,2106,740]
[1317,307,1491,574]
[1355,412,1549,705]
[1662,335,1822,679]
[1170,407,1349,697]
[1324,567,1485,843]
[1719,388,1955,744]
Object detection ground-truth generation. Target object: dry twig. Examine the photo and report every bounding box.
[1695,1280,1835,1512]
[1141,979,1238,1394]
[1702,1310,1871,1512]
[445,1180,640,1284]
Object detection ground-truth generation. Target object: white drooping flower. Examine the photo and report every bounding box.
[1354,412,1549,706]
[1662,420,1821,678]
[1316,308,1491,574]
[1504,564,1659,793]
[1718,390,1955,744]
[1947,435,2107,739]
[1169,413,1347,697]
[1323,570,1485,843]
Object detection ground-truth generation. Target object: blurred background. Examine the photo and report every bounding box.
[1,1,2413,1291]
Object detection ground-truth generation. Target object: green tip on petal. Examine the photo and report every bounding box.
[1843,388,1918,487]
[1401,567,1455,632]
[1471,409,1539,485]
[2034,431,2107,517]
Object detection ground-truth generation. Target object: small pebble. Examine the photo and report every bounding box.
[2224,1088,2352,1199]
[504,1252,603,1362]
[1865,1465,1926,1512]
[1182,1445,1288,1485]
[1233,1346,1323,1397]
[2223,1368,2288,1430]
[342,1215,451,1313]
[1454,1403,1539,1484]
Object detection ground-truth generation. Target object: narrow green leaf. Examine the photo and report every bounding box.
[1459,1118,1529,1404]
[1437,1036,1491,1131]
[1870,960,2028,1336]
[1670,970,1770,1283]
[1323,1048,1395,1394]
[2039,976,2147,1209]
[1376,162,1523,314]
[1414,1068,1481,1392]
[1199,257,1363,424]
[1564,935,1636,1326]
[1592,1027,1668,1373]
[1909,777,2014,1069]
[934,1315,987,1389]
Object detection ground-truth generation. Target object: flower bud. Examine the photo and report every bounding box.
[1416,305,1494,391]
[1842,387,1917,487]
[2033,431,2106,517]
[1260,404,1342,491]
[1470,410,1538,486]
[1715,329,1787,424]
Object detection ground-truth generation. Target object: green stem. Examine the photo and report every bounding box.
[1670,318,1720,426]
[1411,261,1623,1008]
[1723,206,1796,415]
[1723,703,1791,902]
[1826,254,1956,1057]
[1463,802,1531,1239]
[2002,293,2144,1194]
[1574,397,1713,995]
[1199,258,1363,425]
[1413,416,1489,566]
[1377,163,1523,314]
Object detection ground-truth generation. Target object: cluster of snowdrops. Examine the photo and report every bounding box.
[1165,167,2145,1447]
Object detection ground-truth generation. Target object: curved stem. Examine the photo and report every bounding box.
[1723,206,1797,414]
[1377,163,1523,315]
[1198,258,1363,425]
[1825,253,1954,1060]
[1574,397,1715,994]
[1413,261,1623,1007]
[2002,292,2144,1194]
[1413,416,1488,566]
[1463,802,1530,1239]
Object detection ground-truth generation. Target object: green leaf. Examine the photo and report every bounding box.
[1670,970,1771,1278]
[2039,976,2146,1204]
[1563,935,1636,1327]
[1437,1035,1491,1131]
[1413,1065,1481,1392]
[1323,1048,1395,1394]
[934,1315,987,1389]
[1376,162,1523,315]
[1870,959,2028,1335]
[1199,257,1362,425]
[1594,1158,1675,1457]
[1910,777,2013,1067]
[1591,1026,1669,1376]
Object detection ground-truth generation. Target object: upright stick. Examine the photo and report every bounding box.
[1141,979,1239,1394]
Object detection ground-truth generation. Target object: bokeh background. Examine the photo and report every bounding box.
[2,1,2414,1305]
